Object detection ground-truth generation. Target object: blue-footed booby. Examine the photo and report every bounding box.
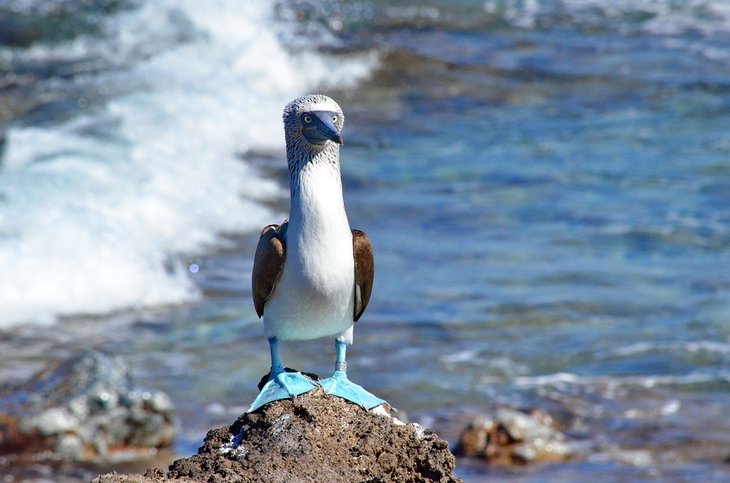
[248,94,385,413]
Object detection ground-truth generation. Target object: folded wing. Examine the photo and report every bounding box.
[352,229,374,322]
[252,222,288,318]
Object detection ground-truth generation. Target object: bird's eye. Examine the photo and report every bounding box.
[303,115,312,124]
[332,115,337,123]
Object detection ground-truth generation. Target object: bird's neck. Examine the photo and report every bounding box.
[288,145,349,235]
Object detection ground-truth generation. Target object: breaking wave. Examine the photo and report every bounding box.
[0,0,377,326]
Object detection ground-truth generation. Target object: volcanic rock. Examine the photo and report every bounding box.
[95,388,460,482]
[0,351,175,463]
[454,407,573,466]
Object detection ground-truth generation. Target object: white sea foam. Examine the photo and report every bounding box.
[515,370,728,390]
[484,0,730,37]
[0,0,377,326]
[440,349,480,364]
[615,340,730,356]
[514,372,584,390]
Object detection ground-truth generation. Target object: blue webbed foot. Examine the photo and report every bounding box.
[248,371,319,413]
[320,370,386,410]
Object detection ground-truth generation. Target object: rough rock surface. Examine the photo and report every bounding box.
[96,388,460,482]
[0,351,175,463]
[454,406,573,466]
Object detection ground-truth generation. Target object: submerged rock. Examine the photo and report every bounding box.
[0,351,175,462]
[454,407,573,466]
[96,388,460,482]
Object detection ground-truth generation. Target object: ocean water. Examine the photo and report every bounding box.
[2,0,730,481]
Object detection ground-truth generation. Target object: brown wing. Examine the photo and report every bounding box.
[352,229,374,322]
[252,222,288,318]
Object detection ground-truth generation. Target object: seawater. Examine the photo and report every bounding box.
[1,0,730,481]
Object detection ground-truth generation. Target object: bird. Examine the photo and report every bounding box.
[248,94,385,412]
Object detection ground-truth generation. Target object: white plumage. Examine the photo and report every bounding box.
[264,153,355,343]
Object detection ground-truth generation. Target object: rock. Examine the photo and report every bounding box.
[0,351,175,462]
[95,388,461,482]
[454,407,573,466]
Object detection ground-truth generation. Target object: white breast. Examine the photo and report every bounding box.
[263,160,355,341]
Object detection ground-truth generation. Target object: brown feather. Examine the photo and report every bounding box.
[352,229,374,322]
[252,222,288,318]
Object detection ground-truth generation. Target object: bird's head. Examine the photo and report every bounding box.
[283,94,344,149]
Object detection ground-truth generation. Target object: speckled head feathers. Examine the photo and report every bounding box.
[282,95,346,184]
[283,94,345,143]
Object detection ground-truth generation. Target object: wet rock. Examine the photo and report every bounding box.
[95,388,461,482]
[0,351,175,462]
[454,407,573,466]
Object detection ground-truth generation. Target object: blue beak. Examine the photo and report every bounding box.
[302,110,343,145]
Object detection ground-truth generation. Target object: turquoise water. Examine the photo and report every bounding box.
[2,0,730,480]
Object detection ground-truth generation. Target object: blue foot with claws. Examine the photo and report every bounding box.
[320,370,385,410]
[248,337,319,412]
[320,339,386,410]
[248,370,319,412]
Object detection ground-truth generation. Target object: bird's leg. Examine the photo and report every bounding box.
[247,337,318,412]
[334,337,347,374]
[320,339,386,410]
[268,336,285,378]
